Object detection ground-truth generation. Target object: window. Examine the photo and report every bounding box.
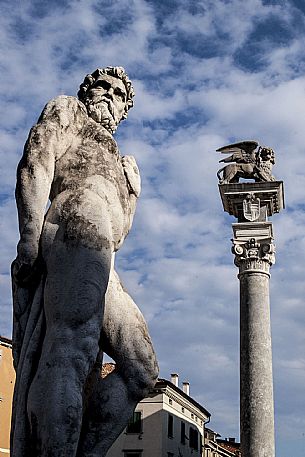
[189,427,198,451]
[126,412,142,434]
[181,421,186,444]
[124,452,142,457]
[168,414,174,438]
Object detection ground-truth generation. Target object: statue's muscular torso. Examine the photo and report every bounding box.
[39,96,135,251]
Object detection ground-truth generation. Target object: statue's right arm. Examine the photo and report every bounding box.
[14,96,79,280]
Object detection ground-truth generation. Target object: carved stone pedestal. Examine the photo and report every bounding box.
[219,181,284,457]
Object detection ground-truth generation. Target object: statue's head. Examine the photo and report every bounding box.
[260,147,275,164]
[78,66,135,133]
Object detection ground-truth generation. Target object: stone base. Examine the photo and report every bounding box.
[219,181,284,221]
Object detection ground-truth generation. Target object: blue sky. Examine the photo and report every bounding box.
[1,0,305,455]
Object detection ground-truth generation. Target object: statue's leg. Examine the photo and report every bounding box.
[27,201,113,457]
[76,269,159,457]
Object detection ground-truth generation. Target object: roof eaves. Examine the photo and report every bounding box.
[155,378,211,418]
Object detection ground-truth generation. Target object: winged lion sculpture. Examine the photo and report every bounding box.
[217,140,276,184]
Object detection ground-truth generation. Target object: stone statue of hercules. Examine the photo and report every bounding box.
[11,66,159,457]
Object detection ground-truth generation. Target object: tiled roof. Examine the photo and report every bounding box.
[101,362,116,378]
[217,440,241,456]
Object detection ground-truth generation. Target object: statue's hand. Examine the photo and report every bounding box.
[122,155,141,197]
[13,241,42,287]
[12,257,44,288]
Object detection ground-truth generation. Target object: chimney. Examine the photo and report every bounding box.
[182,381,190,395]
[170,373,179,387]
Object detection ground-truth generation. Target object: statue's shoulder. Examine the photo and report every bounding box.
[38,96,87,129]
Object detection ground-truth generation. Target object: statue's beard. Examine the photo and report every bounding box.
[83,93,118,133]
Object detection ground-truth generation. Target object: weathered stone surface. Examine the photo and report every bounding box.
[11,67,158,457]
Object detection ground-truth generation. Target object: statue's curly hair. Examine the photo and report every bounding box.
[78,66,135,121]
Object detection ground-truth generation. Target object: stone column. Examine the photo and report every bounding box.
[218,181,284,457]
[232,234,275,457]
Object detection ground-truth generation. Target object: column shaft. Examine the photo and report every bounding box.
[240,271,275,457]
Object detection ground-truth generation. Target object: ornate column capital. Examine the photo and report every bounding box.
[232,237,275,276]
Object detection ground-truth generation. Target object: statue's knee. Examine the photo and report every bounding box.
[140,358,159,391]
[124,355,159,400]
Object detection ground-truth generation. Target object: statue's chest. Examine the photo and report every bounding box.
[51,124,129,204]
[57,126,123,180]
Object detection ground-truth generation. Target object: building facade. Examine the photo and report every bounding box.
[107,372,211,457]
[0,337,15,456]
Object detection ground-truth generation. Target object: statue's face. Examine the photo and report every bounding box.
[261,148,275,163]
[88,74,127,125]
